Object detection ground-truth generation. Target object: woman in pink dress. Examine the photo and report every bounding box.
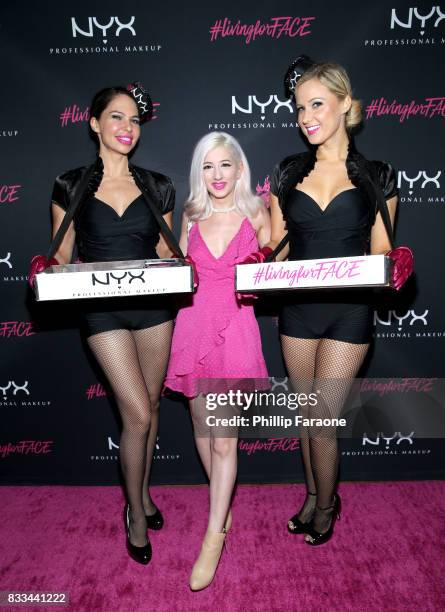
[165,132,270,590]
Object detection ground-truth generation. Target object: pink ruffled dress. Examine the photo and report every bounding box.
[164,217,269,398]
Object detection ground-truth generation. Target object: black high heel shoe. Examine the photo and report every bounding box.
[125,505,152,565]
[287,491,317,534]
[145,506,164,531]
[305,494,341,546]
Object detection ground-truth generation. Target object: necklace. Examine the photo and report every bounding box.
[210,204,236,213]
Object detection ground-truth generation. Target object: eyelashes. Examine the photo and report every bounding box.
[296,101,323,113]
[203,162,232,170]
[110,113,140,125]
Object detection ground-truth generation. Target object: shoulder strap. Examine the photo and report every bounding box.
[46,165,95,260]
[365,164,395,250]
[265,234,289,262]
[130,166,184,259]
[372,181,395,249]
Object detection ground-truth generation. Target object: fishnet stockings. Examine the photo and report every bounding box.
[87,320,172,545]
[281,335,369,533]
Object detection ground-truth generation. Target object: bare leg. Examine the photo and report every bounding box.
[190,395,212,479]
[208,436,237,532]
[189,395,235,532]
[188,394,236,591]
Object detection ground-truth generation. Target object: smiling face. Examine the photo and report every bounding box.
[202,145,243,205]
[90,93,140,155]
[295,77,351,145]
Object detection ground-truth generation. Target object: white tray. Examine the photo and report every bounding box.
[34,258,193,301]
[236,255,392,292]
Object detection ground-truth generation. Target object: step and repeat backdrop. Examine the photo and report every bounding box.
[1,1,444,485]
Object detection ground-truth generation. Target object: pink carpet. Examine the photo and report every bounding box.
[1,482,444,611]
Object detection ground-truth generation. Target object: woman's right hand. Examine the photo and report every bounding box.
[28,255,59,288]
[241,246,274,264]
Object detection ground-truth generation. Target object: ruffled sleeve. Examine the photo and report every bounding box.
[270,151,315,211]
[269,162,281,197]
[130,166,176,214]
[376,161,398,200]
[158,177,175,214]
[50,159,102,212]
[51,175,69,211]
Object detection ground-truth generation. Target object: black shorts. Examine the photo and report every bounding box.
[81,296,174,337]
[279,290,373,344]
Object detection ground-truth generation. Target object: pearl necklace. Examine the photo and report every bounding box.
[210,204,236,213]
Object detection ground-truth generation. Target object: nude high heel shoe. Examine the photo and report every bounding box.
[189,529,226,591]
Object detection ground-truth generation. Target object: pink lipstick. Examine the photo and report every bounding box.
[212,182,227,190]
[116,135,133,145]
[306,125,320,136]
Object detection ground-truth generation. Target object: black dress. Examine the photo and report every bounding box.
[51,163,175,336]
[270,146,398,344]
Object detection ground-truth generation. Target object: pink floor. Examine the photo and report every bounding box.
[1,482,444,612]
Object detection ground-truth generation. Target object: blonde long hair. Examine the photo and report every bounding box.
[185,132,263,221]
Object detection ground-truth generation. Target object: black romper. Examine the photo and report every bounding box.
[270,149,398,344]
[51,167,175,337]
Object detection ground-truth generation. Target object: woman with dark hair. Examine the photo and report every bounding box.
[247,57,412,545]
[29,84,176,564]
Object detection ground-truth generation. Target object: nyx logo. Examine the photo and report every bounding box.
[397,170,441,194]
[270,377,289,392]
[390,6,445,35]
[92,271,145,286]
[231,95,293,120]
[71,17,136,43]
[0,252,12,269]
[363,431,414,447]
[0,381,30,398]
[108,435,160,450]
[374,309,429,330]
[108,436,119,450]
[127,85,150,115]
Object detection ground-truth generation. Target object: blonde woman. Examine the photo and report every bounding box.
[247,56,411,545]
[165,132,270,590]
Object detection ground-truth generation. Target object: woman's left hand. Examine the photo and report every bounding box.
[185,254,199,290]
[386,246,414,290]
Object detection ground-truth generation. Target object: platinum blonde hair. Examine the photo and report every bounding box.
[185,132,263,221]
